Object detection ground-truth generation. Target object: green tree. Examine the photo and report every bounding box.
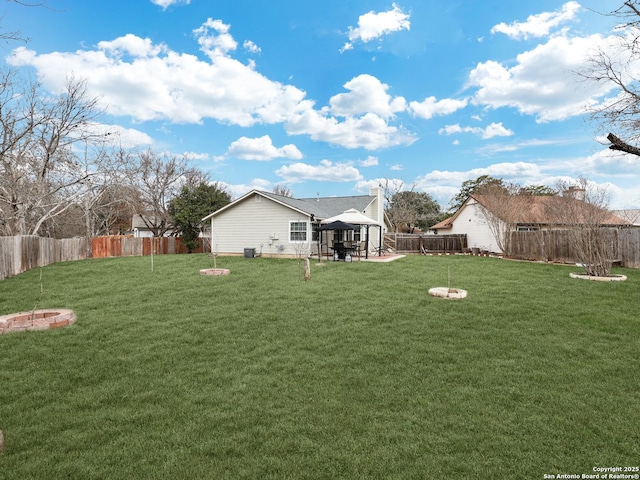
[519,184,558,196]
[387,190,442,231]
[168,182,230,253]
[448,175,506,212]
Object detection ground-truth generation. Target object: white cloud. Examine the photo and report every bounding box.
[339,42,354,54]
[285,109,416,150]
[551,148,640,179]
[329,74,406,118]
[8,20,416,151]
[243,40,261,54]
[409,96,468,119]
[342,3,410,51]
[390,164,403,171]
[354,177,405,194]
[194,19,238,58]
[414,162,547,207]
[151,0,191,9]
[183,151,210,161]
[225,135,303,161]
[276,159,363,183]
[438,122,514,139]
[421,162,544,185]
[9,27,309,127]
[219,179,272,200]
[81,122,154,148]
[466,33,617,122]
[98,34,167,58]
[482,122,515,139]
[490,1,581,40]
[359,155,379,167]
[477,138,565,155]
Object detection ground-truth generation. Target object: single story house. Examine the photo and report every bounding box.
[430,194,629,254]
[202,187,388,257]
[131,214,175,238]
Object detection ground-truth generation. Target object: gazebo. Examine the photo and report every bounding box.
[319,209,383,259]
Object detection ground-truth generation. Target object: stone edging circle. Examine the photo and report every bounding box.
[0,309,76,334]
[199,268,230,276]
[428,287,468,299]
[569,272,627,282]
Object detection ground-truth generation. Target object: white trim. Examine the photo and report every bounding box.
[288,220,309,243]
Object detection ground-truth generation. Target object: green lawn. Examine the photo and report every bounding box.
[0,254,638,479]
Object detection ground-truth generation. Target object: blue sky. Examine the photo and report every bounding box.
[4,0,638,209]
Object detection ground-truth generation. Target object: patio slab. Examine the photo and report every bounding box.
[360,254,405,262]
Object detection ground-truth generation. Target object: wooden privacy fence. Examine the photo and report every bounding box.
[0,236,87,281]
[507,228,640,268]
[91,236,209,258]
[385,233,467,253]
[618,228,640,268]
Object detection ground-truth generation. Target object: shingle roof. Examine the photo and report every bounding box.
[203,189,377,221]
[258,191,376,219]
[431,194,630,229]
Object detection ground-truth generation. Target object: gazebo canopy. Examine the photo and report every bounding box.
[317,220,356,231]
[320,208,382,226]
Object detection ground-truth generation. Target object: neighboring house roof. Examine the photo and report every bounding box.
[132,214,158,230]
[614,209,640,225]
[203,189,378,222]
[431,194,630,230]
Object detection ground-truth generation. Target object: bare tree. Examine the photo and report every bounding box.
[379,179,441,232]
[123,149,207,237]
[273,184,293,197]
[547,178,619,277]
[581,1,640,157]
[0,1,49,44]
[0,70,107,236]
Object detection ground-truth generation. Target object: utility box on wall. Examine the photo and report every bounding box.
[244,248,256,258]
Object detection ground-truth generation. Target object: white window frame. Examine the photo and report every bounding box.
[289,220,309,243]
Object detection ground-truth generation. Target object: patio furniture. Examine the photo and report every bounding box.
[330,242,358,261]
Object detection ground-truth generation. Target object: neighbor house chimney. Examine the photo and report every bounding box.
[564,186,586,201]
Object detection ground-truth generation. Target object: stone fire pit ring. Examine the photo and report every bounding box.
[0,309,76,334]
[199,268,230,276]
[428,287,468,299]
[569,272,627,282]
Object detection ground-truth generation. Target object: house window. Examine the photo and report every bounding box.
[517,225,540,232]
[289,221,308,242]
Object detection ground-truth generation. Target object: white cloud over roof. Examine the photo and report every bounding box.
[225,135,303,161]
[276,159,363,183]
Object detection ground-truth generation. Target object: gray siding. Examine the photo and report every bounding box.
[210,192,312,256]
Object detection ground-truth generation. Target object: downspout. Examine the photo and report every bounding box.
[210,217,214,254]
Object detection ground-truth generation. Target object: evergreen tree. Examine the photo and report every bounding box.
[168,182,230,253]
